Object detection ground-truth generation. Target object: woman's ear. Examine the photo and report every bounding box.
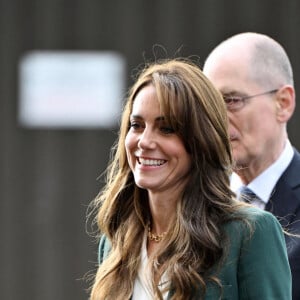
[275,85,295,123]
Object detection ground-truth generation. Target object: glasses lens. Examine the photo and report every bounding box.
[223,96,243,110]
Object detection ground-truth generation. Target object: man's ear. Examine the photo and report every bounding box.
[275,85,295,123]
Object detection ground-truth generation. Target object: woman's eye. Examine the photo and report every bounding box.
[129,121,143,130]
[160,126,175,134]
[129,122,141,130]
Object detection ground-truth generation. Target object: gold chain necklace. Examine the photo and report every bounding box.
[147,224,167,242]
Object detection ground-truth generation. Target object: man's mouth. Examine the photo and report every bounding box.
[229,133,238,141]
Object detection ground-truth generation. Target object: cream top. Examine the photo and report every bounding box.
[132,235,169,300]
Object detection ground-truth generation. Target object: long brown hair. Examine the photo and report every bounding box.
[90,58,244,300]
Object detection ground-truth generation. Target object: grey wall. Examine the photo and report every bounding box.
[1,0,300,299]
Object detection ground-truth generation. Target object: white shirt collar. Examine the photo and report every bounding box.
[231,139,294,205]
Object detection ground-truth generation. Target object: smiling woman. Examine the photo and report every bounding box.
[89,58,291,300]
[125,84,191,196]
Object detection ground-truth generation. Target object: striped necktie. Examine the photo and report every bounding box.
[239,186,258,203]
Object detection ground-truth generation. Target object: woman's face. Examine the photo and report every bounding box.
[125,84,192,195]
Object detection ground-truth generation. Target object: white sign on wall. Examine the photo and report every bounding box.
[18,51,126,128]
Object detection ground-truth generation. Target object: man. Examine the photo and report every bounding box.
[203,32,300,299]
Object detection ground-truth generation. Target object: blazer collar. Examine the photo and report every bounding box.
[266,149,300,226]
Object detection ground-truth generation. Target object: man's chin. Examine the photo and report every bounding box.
[232,158,249,172]
[232,154,248,171]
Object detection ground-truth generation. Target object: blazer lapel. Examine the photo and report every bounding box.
[265,149,300,227]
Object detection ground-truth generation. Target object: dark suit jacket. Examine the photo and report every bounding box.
[98,208,291,299]
[266,148,300,300]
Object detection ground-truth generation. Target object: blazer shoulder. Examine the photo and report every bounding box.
[226,206,283,231]
[224,207,285,247]
[245,206,283,224]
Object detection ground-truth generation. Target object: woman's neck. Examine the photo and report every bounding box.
[148,192,177,233]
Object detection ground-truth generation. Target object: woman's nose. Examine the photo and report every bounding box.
[137,128,156,149]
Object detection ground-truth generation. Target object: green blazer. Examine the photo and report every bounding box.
[98,207,292,299]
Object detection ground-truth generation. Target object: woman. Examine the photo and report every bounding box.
[89,59,291,299]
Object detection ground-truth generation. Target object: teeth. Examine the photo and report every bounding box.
[139,158,165,166]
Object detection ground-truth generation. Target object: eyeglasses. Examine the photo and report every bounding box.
[223,89,279,111]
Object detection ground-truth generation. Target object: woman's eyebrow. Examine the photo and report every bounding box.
[129,115,166,121]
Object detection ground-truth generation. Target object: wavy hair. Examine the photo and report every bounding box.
[90,58,245,300]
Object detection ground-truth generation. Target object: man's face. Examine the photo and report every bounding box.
[203,50,281,172]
